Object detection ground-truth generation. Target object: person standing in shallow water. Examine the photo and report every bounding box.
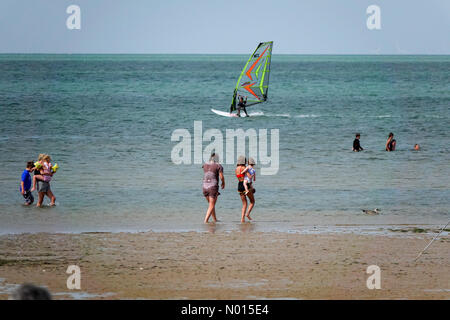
[386,132,396,151]
[352,133,363,152]
[202,153,225,223]
[236,156,256,223]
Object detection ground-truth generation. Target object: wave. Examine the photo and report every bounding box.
[249,111,291,117]
[248,111,265,117]
[271,113,291,117]
[295,114,320,118]
[249,112,322,118]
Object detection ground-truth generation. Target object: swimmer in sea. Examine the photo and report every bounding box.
[386,132,396,152]
[352,133,364,152]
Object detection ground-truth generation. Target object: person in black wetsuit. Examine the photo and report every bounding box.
[352,133,363,152]
[236,96,249,117]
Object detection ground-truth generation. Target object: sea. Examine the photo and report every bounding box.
[0,54,449,234]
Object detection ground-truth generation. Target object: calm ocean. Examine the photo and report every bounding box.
[0,54,449,234]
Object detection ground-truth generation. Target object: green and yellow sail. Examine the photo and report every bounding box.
[230,41,273,111]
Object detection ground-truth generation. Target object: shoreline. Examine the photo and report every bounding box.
[0,229,448,300]
[0,223,448,238]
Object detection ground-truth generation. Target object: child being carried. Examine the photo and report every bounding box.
[242,158,256,195]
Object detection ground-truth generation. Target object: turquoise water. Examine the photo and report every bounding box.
[0,54,449,234]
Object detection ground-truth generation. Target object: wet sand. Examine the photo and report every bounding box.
[0,228,448,299]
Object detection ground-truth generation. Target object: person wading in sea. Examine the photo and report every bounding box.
[202,153,225,223]
[236,156,256,223]
[352,133,364,152]
[386,132,396,151]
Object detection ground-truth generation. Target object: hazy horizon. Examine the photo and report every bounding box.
[0,0,449,55]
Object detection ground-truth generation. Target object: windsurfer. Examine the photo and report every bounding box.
[237,96,249,117]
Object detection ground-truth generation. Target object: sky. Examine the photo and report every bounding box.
[0,0,449,54]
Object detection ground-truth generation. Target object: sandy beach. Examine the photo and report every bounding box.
[0,228,448,300]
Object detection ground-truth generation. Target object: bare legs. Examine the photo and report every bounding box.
[246,190,255,220]
[240,190,255,222]
[37,192,44,207]
[243,180,249,195]
[204,196,217,223]
[47,190,56,206]
[36,190,56,207]
[203,190,255,223]
[31,175,44,192]
[240,193,248,223]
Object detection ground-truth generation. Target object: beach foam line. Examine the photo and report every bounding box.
[52,291,116,299]
[0,278,20,296]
